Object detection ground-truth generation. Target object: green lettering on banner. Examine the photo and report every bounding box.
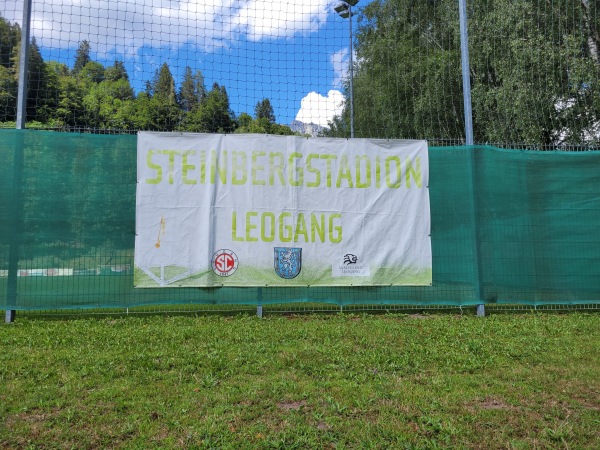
[200,150,206,184]
[406,157,422,188]
[210,149,227,185]
[145,148,420,191]
[182,150,196,184]
[245,211,258,241]
[336,155,353,188]
[355,155,371,188]
[306,153,321,187]
[231,211,244,242]
[261,212,275,242]
[294,213,309,242]
[269,152,285,186]
[163,150,178,184]
[329,213,342,243]
[252,151,266,186]
[311,213,325,243]
[232,151,247,185]
[279,212,293,242]
[146,150,162,184]
[230,210,343,243]
[320,154,337,187]
[385,156,401,189]
[288,153,304,186]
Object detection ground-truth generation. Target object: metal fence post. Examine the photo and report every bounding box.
[5,0,33,324]
[459,0,485,317]
[256,288,263,318]
[5,310,15,323]
[6,133,25,324]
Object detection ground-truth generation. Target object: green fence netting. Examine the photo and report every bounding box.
[1,129,599,310]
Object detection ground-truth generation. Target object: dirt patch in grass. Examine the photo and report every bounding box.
[478,397,512,410]
[277,400,307,411]
[316,421,330,430]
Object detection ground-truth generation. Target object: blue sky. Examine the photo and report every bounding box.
[4,0,369,126]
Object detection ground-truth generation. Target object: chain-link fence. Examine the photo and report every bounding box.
[1,130,599,318]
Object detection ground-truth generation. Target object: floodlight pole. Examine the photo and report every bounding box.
[458,0,473,146]
[16,0,32,130]
[348,5,355,138]
[335,1,358,138]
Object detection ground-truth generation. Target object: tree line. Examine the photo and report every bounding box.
[0,15,294,135]
[3,0,599,148]
[323,0,599,148]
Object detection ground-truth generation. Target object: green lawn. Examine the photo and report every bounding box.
[1,313,599,449]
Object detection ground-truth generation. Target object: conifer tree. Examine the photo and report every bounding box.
[72,40,91,75]
[255,98,275,123]
[179,66,206,112]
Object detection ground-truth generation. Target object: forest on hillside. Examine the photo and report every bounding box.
[0,15,294,135]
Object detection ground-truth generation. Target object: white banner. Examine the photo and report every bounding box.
[134,132,431,287]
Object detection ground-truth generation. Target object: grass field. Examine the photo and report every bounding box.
[1,312,599,449]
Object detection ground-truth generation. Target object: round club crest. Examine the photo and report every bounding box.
[212,249,239,277]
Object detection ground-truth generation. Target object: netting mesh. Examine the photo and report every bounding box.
[1,130,599,311]
[1,1,599,147]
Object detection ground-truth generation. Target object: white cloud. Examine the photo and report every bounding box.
[331,48,349,88]
[3,0,331,57]
[294,47,354,127]
[295,90,345,127]
[331,46,359,88]
[229,0,329,41]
